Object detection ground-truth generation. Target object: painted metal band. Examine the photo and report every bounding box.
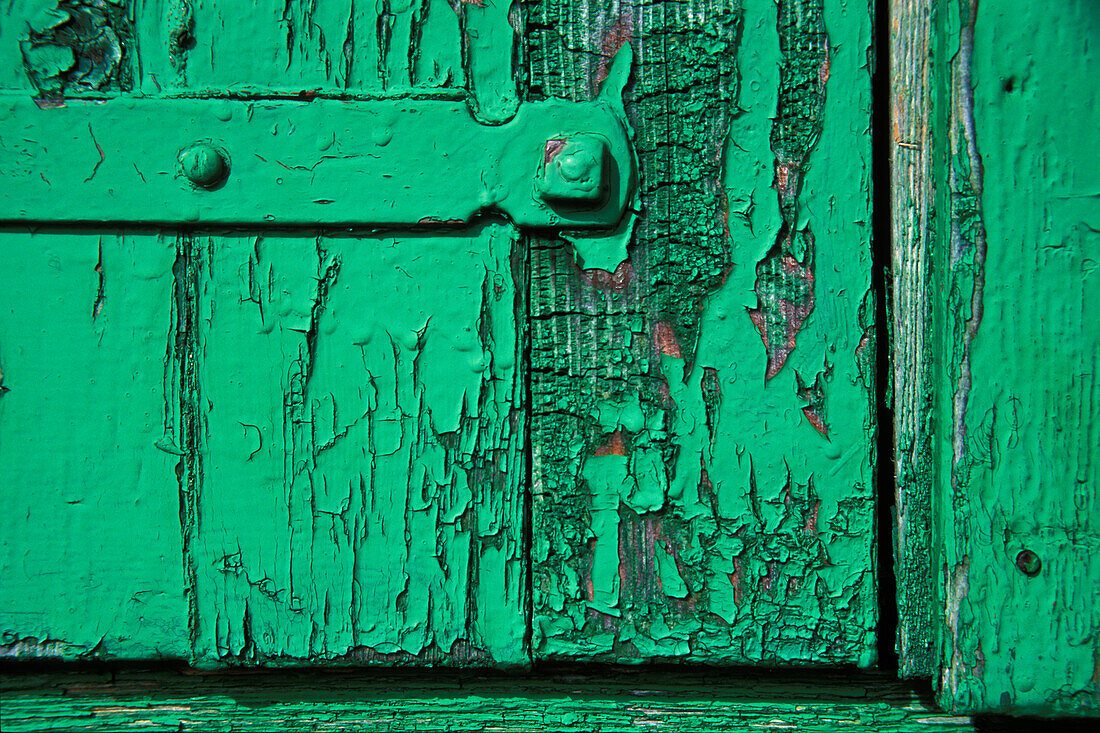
[0,96,634,228]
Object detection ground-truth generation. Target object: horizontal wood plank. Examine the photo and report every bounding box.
[0,669,979,732]
[0,96,633,229]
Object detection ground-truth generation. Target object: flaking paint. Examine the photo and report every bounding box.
[2,0,879,670]
[0,669,980,732]
[528,0,877,664]
[181,225,527,665]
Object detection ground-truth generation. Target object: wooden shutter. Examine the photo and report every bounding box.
[4,0,880,671]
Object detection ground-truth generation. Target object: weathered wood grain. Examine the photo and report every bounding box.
[890,0,935,679]
[893,0,1100,715]
[0,232,189,658]
[0,668,979,732]
[527,0,877,664]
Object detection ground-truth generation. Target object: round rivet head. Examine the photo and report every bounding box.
[557,151,597,182]
[179,143,228,189]
[1015,549,1042,577]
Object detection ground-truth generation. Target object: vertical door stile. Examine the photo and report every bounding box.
[893,0,1100,715]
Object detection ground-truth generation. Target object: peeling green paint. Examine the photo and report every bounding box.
[138,0,470,96]
[528,0,876,664]
[564,43,641,273]
[181,224,526,665]
[20,0,133,99]
[2,0,882,674]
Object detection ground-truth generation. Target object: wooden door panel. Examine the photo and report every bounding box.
[528,0,877,664]
[184,225,527,664]
[0,0,529,665]
[0,231,189,657]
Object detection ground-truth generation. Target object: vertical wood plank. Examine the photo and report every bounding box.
[926,0,1100,714]
[183,226,526,665]
[0,232,189,658]
[461,0,520,123]
[890,0,935,678]
[528,0,877,664]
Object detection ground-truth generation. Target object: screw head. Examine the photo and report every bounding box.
[179,143,228,189]
[1015,549,1042,577]
[538,135,608,206]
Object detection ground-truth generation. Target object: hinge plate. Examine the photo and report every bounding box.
[0,96,635,229]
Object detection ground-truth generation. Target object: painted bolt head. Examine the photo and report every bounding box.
[179,143,229,189]
[538,135,609,205]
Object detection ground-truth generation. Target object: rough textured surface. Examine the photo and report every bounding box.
[179,226,527,666]
[0,233,189,659]
[0,668,979,731]
[527,0,877,664]
[19,0,133,98]
[0,0,521,101]
[895,0,1100,716]
[0,228,528,666]
[890,0,935,679]
[2,0,878,669]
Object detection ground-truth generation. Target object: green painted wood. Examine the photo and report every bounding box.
[0,96,634,228]
[4,0,521,102]
[0,669,978,732]
[136,0,469,97]
[181,226,527,665]
[0,232,188,658]
[2,0,882,670]
[527,0,877,664]
[0,0,533,665]
[893,0,1100,716]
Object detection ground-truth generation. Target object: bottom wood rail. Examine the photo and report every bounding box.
[0,667,984,732]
